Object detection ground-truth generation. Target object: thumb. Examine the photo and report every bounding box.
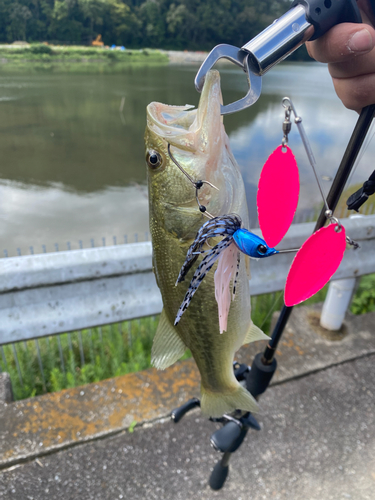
[306,23,375,63]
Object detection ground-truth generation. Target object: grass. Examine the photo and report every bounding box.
[350,274,375,315]
[0,44,168,72]
[2,273,374,401]
[2,317,161,400]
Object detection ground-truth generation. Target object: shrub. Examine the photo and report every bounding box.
[29,44,54,55]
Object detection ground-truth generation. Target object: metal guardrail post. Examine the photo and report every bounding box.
[320,214,364,331]
[320,277,357,331]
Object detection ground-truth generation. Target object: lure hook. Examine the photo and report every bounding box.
[167,143,219,219]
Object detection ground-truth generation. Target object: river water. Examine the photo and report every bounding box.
[0,62,373,256]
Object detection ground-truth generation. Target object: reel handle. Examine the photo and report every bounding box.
[170,398,200,423]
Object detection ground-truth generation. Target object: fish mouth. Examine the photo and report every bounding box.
[146,70,223,154]
[147,71,242,221]
[146,103,197,151]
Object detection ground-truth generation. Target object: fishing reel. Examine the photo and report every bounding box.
[346,169,375,212]
[171,357,277,490]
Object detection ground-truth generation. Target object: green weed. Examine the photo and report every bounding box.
[1,275,373,401]
[1,317,159,401]
[0,46,168,73]
[350,274,375,315]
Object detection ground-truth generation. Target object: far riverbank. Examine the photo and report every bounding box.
[0,44,314,73]
[0,45,169,73]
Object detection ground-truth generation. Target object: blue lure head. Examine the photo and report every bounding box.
[233,228,278,258]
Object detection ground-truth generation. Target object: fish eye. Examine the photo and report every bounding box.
[147,150,162,170]
[257,244,268,255]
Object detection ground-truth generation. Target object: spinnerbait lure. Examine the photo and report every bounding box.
[174,214,278,326]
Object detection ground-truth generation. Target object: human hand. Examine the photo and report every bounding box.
[306,0,375,112]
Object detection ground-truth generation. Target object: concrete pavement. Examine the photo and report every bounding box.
[0,305,374,499]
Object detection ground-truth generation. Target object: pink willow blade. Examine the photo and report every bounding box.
[284,223,346,306]
[257,145,299,248]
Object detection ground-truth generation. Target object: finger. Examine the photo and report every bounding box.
[306,23,375,63]
[328,46,375,78]
[332,73,375,111]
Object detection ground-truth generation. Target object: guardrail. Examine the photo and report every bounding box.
[0,215,374,346]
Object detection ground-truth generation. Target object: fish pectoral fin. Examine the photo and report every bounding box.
[200,384,259,418]
[243,322,269,345]
[151,309,187,370]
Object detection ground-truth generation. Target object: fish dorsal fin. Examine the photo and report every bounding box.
[151,309,187,370]
[243,322,269,345]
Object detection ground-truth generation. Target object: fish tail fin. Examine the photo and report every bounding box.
[200,383,259,418]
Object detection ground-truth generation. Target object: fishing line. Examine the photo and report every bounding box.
[346,120,375,189]
[167,143,219,219]
[259,291,283,331]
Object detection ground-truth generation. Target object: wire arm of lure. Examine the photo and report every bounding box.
[282,97,330,214]
[283,98,360,250]
[276,248,300,254]
[167,143,219,219]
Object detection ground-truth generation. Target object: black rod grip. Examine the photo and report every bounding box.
[246,353,277,397]
[209,460,229,490]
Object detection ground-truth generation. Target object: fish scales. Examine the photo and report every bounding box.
[145,70,268,418]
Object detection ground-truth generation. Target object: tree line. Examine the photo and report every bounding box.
[0,0,302,53]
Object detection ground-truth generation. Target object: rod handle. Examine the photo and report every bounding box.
[209,460,229,491]
[246,352,277,397]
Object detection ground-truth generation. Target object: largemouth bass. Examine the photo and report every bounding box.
[145,70,268,418]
